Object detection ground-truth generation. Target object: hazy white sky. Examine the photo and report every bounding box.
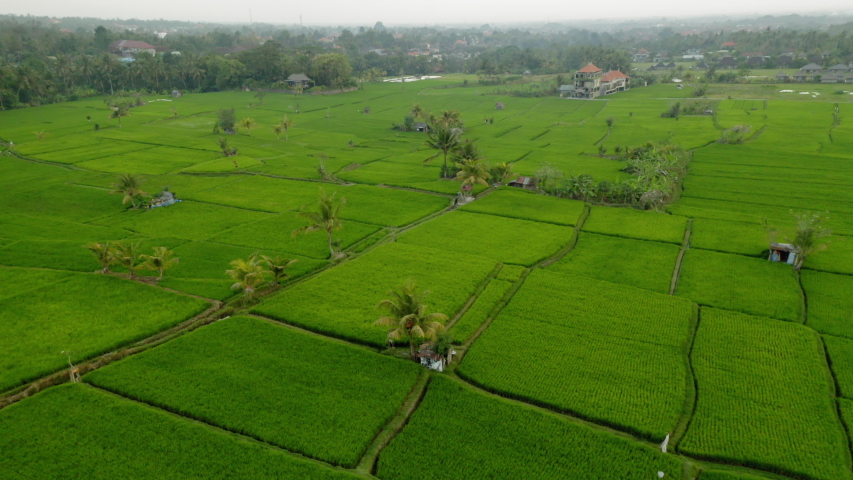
[3,0,851,25]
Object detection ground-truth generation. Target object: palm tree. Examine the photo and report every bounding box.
[109,103,130,127]
[110,173,146,208]
[424,126,461,178]
[455,159,491,195]
[84,242,116,274]
[140,246,180,280]
[280,115,295,140]
[437,109,463,129]
[114,241,142,280]
[373,280,448,359]
[410,103,425,120]
[226,255,267,302]
[490,162,518,185]
[238,117,256,136]
[261,255,298,285]
[292,189,346,257]
[273,124,284,140]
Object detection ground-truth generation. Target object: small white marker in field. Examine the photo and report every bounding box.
[658,472,665,478]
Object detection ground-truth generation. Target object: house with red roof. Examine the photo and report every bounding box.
[571,64,628,99]
[109,40,157,56]
[721,41,737,50]
[632,48,650,62]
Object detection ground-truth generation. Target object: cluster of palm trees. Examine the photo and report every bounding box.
[413,104,517,192]
[110,174,147,208]
[226,254,298,303]
[536,142,687,210]
[84,242,179,280]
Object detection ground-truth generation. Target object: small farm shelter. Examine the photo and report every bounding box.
[171,90,182,98]
[413,122,429,132]
[821,74,841,84]
[287,73,313,87]
[775,72,790,82]
[149,189,180,209]
[693,61,709,70]
[495,102,505,110]
[363,106,371,114]
[793,72,810,82]
[416,343,455,372]
[768,243,799,265]
[717,56,738,69]
[508,176,538,190]
[559,85,574,96]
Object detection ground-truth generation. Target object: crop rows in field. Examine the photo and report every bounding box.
[460,188,585,226]
[824,335,853,400]
[450,278,515,344]
[496,264,526,282]
[676,249,803,322]
[376,376,683,480]
[689,218,769,257]
[801,270,853,338]
[459,270,694,440]
[583,206,688,244]
[680,308,849,480]
[397,211,574,266]
[548,232,679,294]
[0,266,209,393]
[86,316,420,467]
[0,384,361,479]
[252,242,497,347]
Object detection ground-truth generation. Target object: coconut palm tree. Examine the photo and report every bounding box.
[226,255,267,301]
[238,117,256,136]
[490,162,518,185]
[292,189,346,257]
[140,246,180,280]
[437,109,463,129]
[410,103,425,121]
[273,124,283,140]
[110,173,147,208]
[114,241,142,280]
[109,103,130,127]
[83,242,117,274]
[424,126,461,178]
[373,280,448,359]
[261,255,298,285]
[280,115,295,140]
[455,159,491,194]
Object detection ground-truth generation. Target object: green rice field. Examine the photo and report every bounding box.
[2,77,852,480]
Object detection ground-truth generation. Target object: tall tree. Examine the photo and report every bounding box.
[238,117,256,136]
[373,280,448,359]
[292,188,346,257]
[786,212,831,271]
[114,241,142,280]
[424,126,461,178]
[280,115,295,140]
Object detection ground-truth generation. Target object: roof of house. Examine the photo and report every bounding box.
[776,71,789,76]
[287,73,312,82]
[578,63,602,73]
[110,40,156,50]
[770,242,798,252]
[822,74,839,80]
[801,63,822,70]
[829,64,850,70]
[601,70,629,82]
[637,48,649,54]
[695,61,708,67]
[722,41,737,47]
[718,56,738,65]
[559,84,574,91]
[511,176,536,186]
[654,62,667,67]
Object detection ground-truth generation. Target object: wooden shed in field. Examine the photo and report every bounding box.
[495,102,505,110]
[768,242,799,265]
[508,176,538,190]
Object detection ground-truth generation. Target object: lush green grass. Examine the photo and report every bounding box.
[679,308,849,480]
[690,218,770,257]
[459,270,694,441]
[802,270,853,338]
[806,235,853,275]
[450,279,514,344]
[376,376,683,480]
[676,249,803,322]
[583,206,688,244]
[547,232,679,293]
[0,267,209,393]
[0,384,362,480]
[252,242,497,347]
[699,471,772,480]
[824,335,853,400]
[86,316,420,467]
[496,264,526,281]
[397,211,573,266]
[460,188,585,226]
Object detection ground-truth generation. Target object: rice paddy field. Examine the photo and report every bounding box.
[1,78,852,480]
